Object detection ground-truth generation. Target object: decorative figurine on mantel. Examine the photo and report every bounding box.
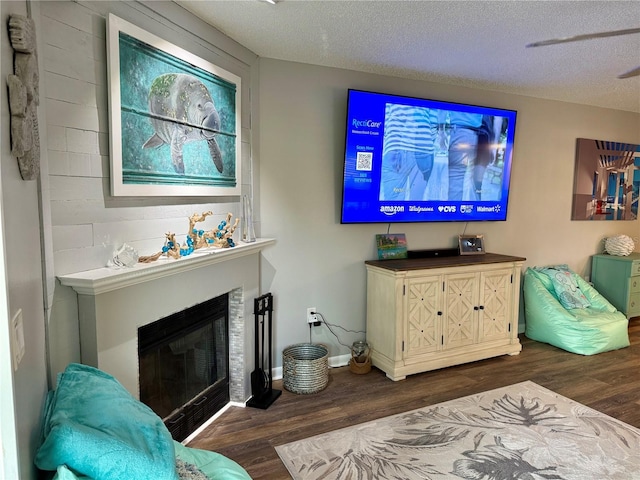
[138,211,240,264]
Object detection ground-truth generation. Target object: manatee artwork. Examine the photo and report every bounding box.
[143,73,223,174]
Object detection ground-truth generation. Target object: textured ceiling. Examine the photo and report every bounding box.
[176,0,640,113]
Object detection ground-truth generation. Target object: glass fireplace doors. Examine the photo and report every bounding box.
[138,294,229,441]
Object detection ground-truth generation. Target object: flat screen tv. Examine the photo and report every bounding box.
[341,89,517,223]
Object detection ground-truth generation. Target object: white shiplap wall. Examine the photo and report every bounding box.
[41,0,258,379]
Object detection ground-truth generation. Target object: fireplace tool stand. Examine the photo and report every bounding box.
[247,292,281,409]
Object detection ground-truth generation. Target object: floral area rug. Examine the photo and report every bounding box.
[275,381,640,480]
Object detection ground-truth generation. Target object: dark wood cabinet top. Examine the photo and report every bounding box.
[365,253,526,272]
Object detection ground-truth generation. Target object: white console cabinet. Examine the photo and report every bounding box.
[365,253,525,381]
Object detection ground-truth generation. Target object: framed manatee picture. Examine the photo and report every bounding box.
[107,14,241,196]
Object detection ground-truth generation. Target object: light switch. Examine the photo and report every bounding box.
[10,309,25,371]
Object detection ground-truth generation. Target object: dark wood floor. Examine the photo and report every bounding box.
[188,318,640,479]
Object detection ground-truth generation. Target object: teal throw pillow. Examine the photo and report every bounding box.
[538,265,591,310]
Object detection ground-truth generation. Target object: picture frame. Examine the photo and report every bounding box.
[571,138,639,221]
[376,233,408,260]
[458,234,485,255]
[107,14,241,197]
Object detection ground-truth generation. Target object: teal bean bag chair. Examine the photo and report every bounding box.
[35,363,251,480]
[523,265,629,355]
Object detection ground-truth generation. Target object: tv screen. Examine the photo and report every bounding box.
[341,90,517,223]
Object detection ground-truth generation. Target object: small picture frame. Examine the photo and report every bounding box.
[458,234,485,255]
[376,233,408,260]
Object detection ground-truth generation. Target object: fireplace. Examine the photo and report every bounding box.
[139,294,229,441]
[57,239,275,436]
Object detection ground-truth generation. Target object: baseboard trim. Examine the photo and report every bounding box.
[182,401,245,444]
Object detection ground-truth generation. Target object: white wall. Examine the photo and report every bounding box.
[1,2,49,478]
[258,58,640,362]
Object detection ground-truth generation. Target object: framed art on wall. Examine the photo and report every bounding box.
[571,138,640,221]
[107,14,241,196]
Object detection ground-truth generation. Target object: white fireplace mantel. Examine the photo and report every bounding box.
[57,238,275,403]
[58,238,275,295]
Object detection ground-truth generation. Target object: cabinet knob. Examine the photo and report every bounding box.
[474,306,479,310]
[437,311,442,316]
[479,305,484,310]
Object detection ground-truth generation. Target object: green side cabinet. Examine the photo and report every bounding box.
[591,252,640,319]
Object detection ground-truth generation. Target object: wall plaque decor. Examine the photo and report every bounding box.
[572,138,640,221]
[7,14,40,180]
[107,14,241,196]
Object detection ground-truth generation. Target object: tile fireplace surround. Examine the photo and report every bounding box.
[57,238,275,405]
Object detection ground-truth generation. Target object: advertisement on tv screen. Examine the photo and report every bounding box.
[341,90,517,223]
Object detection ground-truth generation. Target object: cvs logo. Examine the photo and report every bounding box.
[438,205,457,213]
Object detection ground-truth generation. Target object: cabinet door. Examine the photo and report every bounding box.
[591,255,632,314]
[443,273,478,349]
[405,276,442,358]
[478,269,513,342]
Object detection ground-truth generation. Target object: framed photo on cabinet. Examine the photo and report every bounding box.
[376,233,408,260]
[458,234,485,255]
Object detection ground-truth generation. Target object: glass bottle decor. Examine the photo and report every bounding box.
[242,194,256,243]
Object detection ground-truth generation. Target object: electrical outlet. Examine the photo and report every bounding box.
[307,307,318,324]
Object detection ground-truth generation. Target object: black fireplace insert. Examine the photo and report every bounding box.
[138,294,229,441]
